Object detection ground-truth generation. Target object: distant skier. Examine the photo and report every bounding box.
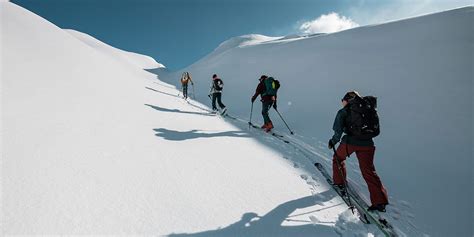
[209,74,227,114]
[180,72,193,99]
[251,75,280,132]
[328,91,389,212]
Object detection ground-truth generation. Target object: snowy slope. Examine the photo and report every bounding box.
[208,34,282,57]
[66,29,165,70]
[160,7,474,237]
[0,2,382,236]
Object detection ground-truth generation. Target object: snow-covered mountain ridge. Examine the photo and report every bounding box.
[66,29,164,70]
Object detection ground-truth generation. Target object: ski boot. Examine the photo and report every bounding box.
[335,184,347,197]
[264,121,274,132]
[368,203,387,212]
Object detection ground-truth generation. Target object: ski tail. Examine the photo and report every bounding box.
[314,163,398,237]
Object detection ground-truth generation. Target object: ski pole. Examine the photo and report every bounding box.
[332,146,355,214]
[274,109,294,135]
[248,102,254,129]
[192,83,196,100]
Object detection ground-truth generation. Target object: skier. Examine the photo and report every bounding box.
[328,91,389,212]
[180,72,193,99]
[209,74,227,114]
[251,75,279,132]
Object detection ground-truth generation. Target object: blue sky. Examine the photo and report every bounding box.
[11,0,472,70]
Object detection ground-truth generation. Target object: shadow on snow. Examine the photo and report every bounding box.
[146,86,182,98]
[145,104,215,117]
[153,128,250,141]
[146,86,351,236]
[167,191,342,237]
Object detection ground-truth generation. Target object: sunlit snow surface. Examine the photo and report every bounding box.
[2,1,473,236]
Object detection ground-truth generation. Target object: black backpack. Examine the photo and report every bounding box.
[213,78,224,91]
[345,96,380,140]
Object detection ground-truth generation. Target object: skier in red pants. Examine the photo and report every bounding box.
[328,91,389,212]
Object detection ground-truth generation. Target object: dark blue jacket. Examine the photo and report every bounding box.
[331,106,374,147]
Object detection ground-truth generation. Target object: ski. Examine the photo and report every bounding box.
[222,113,238,120]
[345,184,397,234]
[220,107,228,116]
[272,133,284,138]
[271,133,290,143]
[314,163,398,237]
[314,163,368,223]
[248,122,260,129]
[248,122,290,143]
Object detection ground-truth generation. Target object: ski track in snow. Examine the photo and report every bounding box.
[147,81,426,237]
[146,81,377,237]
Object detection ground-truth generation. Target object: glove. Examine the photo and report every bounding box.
[328,139,335,149]
[273,102,277,110]
[251,96,256,103]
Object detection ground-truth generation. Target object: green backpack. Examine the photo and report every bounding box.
[262,77,280,96]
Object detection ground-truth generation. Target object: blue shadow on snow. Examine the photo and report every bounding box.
[146,86,181,98]
[168,191,342,237]
[145,104,215,117]
[154,128,250,141]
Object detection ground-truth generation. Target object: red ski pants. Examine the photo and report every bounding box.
[333,143,389,205]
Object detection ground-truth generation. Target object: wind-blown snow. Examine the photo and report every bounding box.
[299,12,359,34]
[161,6,474,237]
[1,2,376,236]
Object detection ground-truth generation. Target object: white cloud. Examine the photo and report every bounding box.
[299,12,359,34]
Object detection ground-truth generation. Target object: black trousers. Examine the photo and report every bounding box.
[182,84,188,98]
[212,93,226,110]
[261,100,274,124]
